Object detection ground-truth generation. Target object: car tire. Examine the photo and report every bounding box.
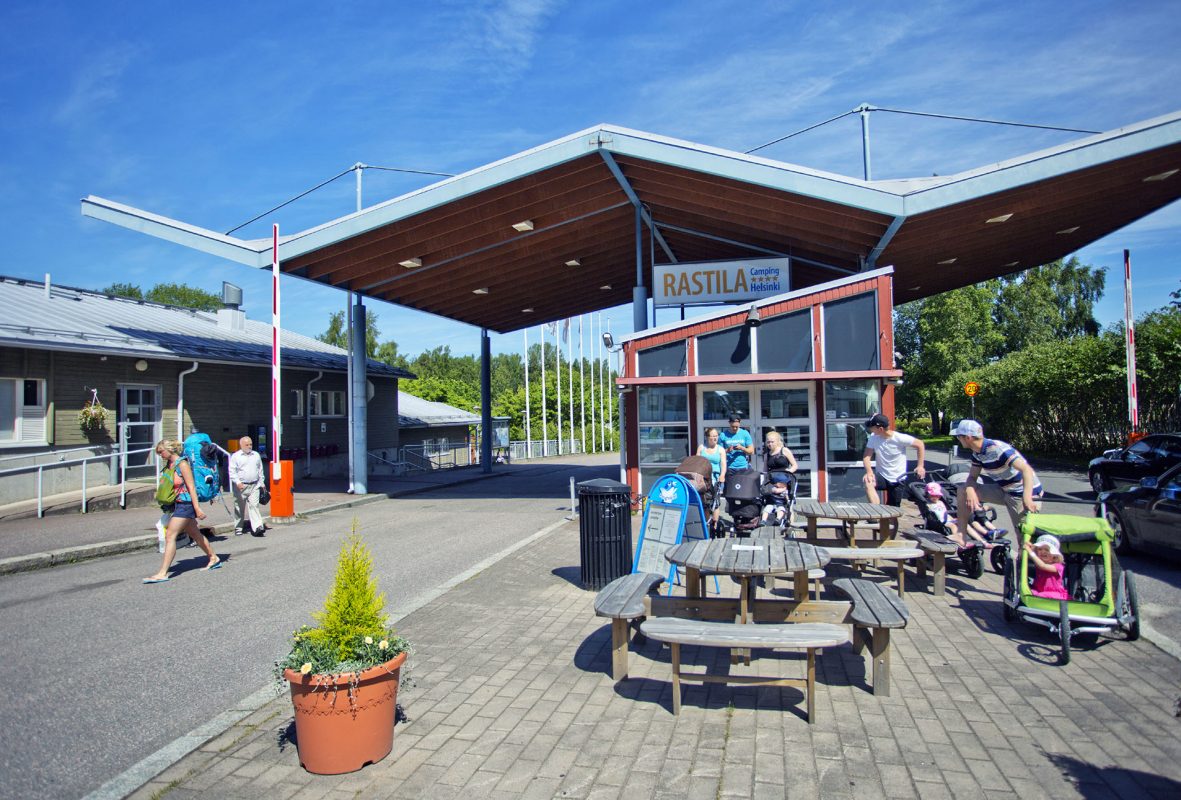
[1106,507,1134,555]
[1089,471,1108,496]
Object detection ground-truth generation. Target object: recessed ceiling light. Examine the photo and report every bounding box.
[909,285,922,291]
[1004,261,1020,268]
[1056,226,1079,235]
[565,259,581,267]
[521,307,533,313]
[937,258,957,265]
[398,257,422,268]
[1143,169,1179,182]
[600,284,612,290]
[472,287,489,295]
[511,220,534,232]
[986,213,1013,224]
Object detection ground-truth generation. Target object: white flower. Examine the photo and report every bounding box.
[378,640,388,650]
[364,636,373,645]
[300,663,313,675]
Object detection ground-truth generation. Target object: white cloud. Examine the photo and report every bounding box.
[53,44,138,126]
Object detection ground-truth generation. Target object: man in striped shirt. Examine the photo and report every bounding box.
[953,419,1043,532]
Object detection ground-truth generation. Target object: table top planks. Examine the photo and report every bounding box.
[795,499,903,522]
[665,538,830,576]
[593,572,667,619]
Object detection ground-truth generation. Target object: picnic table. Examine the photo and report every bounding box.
[819,544,925,598]
[795,499,903,547]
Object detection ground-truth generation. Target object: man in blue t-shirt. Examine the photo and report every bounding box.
[719,415,754,472]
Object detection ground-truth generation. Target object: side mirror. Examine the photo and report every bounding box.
[1161,487,1181,501]
[1140,476,1159,489]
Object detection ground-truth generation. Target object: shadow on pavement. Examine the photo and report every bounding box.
[1047,751,1181,798]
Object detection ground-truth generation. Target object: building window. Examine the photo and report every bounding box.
[0,377,47,444]
[637,387,689,494]
[289,389,304,418]
[637,341,687,377]
[696,326,752,375]
[757,310,813,373]
[310,390,345,417]
[822,292,880,371]
[824,380,881,464]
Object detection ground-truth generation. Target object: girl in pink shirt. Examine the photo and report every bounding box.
[1024,534,1069,600]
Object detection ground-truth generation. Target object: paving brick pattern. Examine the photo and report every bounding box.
[130,525,1181,799]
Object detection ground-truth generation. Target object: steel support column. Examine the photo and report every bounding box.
[480,328,493,473]
[350,298,368,494]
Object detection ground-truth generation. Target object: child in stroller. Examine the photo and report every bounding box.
[760,472,794,527]
[905,473,1010,577]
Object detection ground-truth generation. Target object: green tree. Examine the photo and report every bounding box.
[103,282,144,300]
[318,309,380,358]
[993,257,1106,354]
[145,282,223,310]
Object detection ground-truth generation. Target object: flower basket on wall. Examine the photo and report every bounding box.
[275,529,410,774]
[79,389,108,432]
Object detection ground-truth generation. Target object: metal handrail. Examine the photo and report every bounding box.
[0,443,117,465]
[0,421,161,517]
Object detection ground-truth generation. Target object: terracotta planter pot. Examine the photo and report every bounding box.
[284,651,407,774]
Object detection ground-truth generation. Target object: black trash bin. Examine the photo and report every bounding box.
[577,478,633,590]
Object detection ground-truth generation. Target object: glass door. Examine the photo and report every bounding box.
[118,384,161,480]
[823,380,882,500]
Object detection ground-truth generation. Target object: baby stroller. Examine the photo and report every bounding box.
[718,469,763,537]
[759,471,798,532]
[905,471,1012,576]
[1002,514,1139,665]
[676,455,719,533]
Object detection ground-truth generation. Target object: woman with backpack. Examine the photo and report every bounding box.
[144,438,221,583]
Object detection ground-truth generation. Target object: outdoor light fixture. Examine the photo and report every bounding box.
[1004,261,1020,268]
[937,257,957,265]
[986,213,1013,223]
[521,307,533,313]
[472,287,489,295]
[908,285,921,291]
[511,220,534,232]
[564,259,581,267]
[135,359,148,372]
[398,257,422,268]
[600,284,612,290]
[1143,169,1178,182]
[1056,226,1079,235]
[746,306,762,328]
[602,332,615,349]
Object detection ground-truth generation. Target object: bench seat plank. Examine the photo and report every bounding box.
[831,578,908,697]
[593,572,666,682]
[640,618,849,649]
[903,529,957,596]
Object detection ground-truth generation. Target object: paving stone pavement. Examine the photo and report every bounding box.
[129,523,1181,800]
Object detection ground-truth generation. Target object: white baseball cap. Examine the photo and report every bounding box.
[953,419,984,437]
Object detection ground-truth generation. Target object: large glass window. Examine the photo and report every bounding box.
[637,387,689,494]
[701,389,750,421]
[826,422,868,463]
[697,326,752,375]
[823,292,880,371]
[637,342,687,377]
[760,388,809,419]
[824,380,880,420]
[757,310,813,373]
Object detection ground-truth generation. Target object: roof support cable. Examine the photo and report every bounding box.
[745,109,858,154]
[871,107,1100,135]
[225,163,455,236]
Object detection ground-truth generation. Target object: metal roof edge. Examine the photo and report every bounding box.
[617,266,894,344]
[901,109,1181,213]
[80,196,271,267]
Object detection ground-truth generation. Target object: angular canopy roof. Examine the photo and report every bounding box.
[83,110,1181,334]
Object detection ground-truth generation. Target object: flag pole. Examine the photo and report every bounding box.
[1124,249,1139,437]
[271,224,282,481]
[579,315,586,454]
[523,328,531,459]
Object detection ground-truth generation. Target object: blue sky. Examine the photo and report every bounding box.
[1,1,1178,358]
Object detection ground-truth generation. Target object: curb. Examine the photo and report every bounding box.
[81,515,576,800]
[0,470,506,577]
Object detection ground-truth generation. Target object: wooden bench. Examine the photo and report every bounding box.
[638,617,849,720]
[831,578,909,696]
[819,545,924,598]
[593,572,667,681]
[903,529,958,596]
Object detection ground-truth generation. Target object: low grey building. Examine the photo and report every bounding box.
[0,275,413,505]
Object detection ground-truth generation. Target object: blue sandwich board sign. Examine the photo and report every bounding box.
[632,473,716,594]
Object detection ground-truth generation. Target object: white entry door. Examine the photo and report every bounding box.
[118,384,161,479]
[698,383,817,499]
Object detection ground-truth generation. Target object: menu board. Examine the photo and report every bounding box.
[631,474,713,590]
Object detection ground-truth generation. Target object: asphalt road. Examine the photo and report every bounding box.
[0,455,618,800]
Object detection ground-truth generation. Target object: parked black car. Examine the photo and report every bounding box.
[1097,462,1181,557]
[1088,433,1181,495]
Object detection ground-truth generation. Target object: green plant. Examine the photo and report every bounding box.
[275,528,409,683]
[79,398,107,431]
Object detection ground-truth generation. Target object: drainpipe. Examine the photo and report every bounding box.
[177,361,199,439]
[305,370,323,477]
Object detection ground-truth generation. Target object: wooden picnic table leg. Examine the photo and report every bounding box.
[806,648,816,723]
[807,517,818,541]
[610,619,630,681]
[733,577,752,666]
[931,553,946,596]
[793,570,809,600]
[870,628,891,697]
[671,642,682,715]
[896,560,907,599]
[685,567,701,599]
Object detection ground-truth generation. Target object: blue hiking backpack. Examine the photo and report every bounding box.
[182,433,221,503]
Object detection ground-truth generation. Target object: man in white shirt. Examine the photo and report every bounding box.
[229,436,266,535]
[861,413,926,506]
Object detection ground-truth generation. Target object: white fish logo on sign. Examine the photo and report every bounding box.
[659,481,678,505]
